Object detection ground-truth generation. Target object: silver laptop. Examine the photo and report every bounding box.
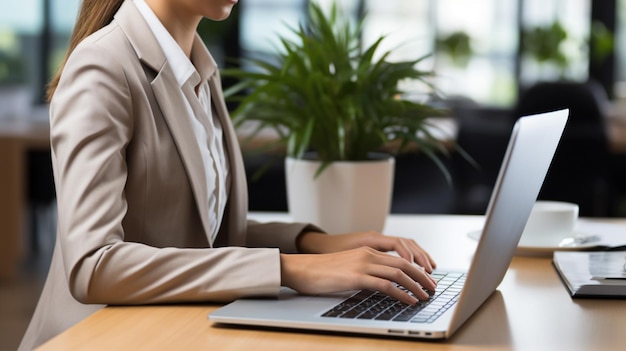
[209,109,569,339]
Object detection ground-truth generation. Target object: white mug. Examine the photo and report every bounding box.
[520,201,579,247]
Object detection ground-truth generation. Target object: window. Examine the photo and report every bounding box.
[240,0,307,58]
[0,0,620,115]
[0,1,43,96]
[0,0,78,117]
[519,0,591,85]
[433,0,518,106]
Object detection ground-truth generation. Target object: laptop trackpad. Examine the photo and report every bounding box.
[211,288,355,322]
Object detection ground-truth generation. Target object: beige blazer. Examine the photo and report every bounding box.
[19,2,317,350]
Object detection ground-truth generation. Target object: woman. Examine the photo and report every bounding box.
[19,0,437,349]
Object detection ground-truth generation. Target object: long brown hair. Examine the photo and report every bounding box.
[46,0,125,102]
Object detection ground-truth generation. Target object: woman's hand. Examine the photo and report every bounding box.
[297,231,436,273]
[280,247,437,305]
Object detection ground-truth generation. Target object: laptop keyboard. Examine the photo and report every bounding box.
[321,272,465,323]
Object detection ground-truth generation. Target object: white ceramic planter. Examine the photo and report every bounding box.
[285,154,395,234]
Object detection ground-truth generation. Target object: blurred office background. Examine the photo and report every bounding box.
[0,1,625,349]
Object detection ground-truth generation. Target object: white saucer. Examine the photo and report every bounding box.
[467,230,602,256]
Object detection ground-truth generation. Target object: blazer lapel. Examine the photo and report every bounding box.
[114,1,213,243]
[151,72,213,243]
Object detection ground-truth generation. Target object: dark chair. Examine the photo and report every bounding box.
[513,80,613,217]
[451,106,514,214]
[27,150,56,254]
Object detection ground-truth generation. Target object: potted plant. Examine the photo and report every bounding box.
[222,2,453,233]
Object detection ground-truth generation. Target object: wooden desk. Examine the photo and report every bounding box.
[0,119,50,279]
[36,214,626,351]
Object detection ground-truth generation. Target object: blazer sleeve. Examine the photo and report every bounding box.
[246,220,326,254]
[50,34,282,305]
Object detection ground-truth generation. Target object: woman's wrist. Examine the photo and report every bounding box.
[279,254,293,288]
[279,253,310,291]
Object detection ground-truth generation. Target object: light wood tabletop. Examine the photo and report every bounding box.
[36,214,626,351]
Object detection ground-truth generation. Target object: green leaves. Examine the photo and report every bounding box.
[521,21,569,69]
[223,1,449,178]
